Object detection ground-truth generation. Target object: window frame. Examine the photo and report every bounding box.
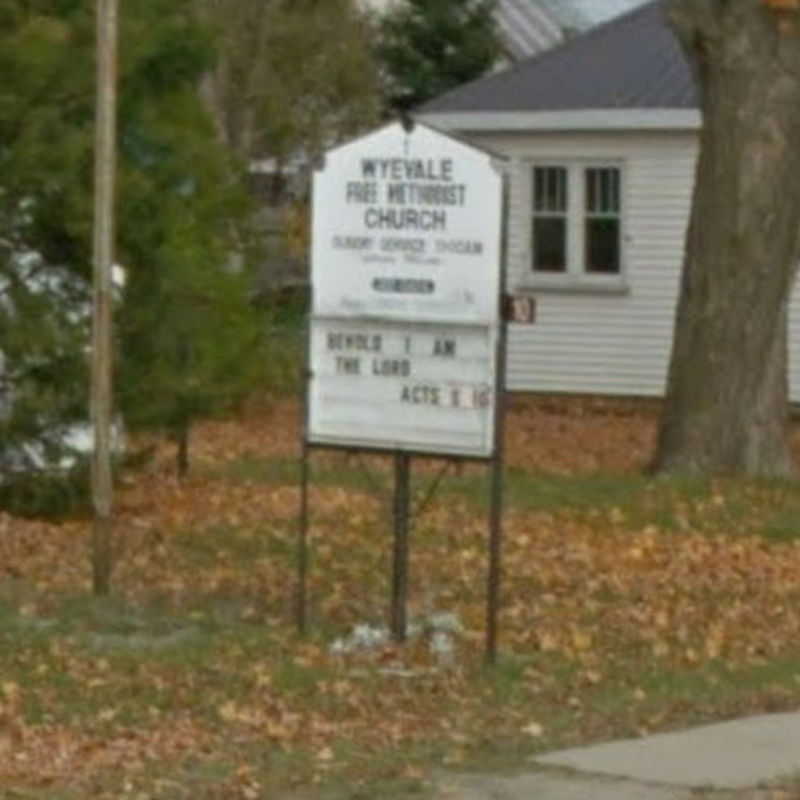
[524,158,629,294]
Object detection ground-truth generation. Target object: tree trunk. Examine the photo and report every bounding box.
[653,0,800,477]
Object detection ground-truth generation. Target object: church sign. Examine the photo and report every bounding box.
[308,121,503,457]
[300,121,508,660]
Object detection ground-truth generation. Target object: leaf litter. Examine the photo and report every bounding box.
[2,397,800,795]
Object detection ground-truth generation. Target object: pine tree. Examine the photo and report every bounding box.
[0,0,259,499]
[375,0,502,113]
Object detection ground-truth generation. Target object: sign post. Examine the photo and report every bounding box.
[391,452,411,641]
[299,119,506,656]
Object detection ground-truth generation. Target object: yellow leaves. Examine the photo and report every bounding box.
[264,717,296,742]
[9,396,800,795]
[537,631,558,652]
[764,0,800,11]
[251,663,273,690]
[2,681,20,701]
[652,641,670,659]
[520,721,544,737]
[570,628,593,653]
[609,507,626,525]
[315,745,334,762]
[217,700,239,723]
[583,669,603,686]
[218,701,269,729]
[704,623,727,661]
[685,648,701,665]
[627,545,645,561]
[292,644,323,669]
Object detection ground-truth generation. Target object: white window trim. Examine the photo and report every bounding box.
[521,158,629,294]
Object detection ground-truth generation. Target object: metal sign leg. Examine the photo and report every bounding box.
[391,452,411,642]
[486,451,504,664]
[297,441,310,635]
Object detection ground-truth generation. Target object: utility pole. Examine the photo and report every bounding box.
[91,0,119,596]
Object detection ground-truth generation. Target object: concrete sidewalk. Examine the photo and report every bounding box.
[435,711,800,799]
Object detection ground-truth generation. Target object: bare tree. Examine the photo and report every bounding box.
[195,0,379,163]
[653,0,800,477]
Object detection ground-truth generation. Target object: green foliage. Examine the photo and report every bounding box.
[0,462,90,518]
[0,1,94,480]
[0,0,261,494]
[114,2,264,472]
[254,292,307,397]
[375,0,502,113]
[196,0,380,161]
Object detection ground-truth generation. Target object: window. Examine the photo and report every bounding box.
[532,166,568,272]
[530,163,624,284]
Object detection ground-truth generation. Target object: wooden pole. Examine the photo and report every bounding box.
[91,0,119,596]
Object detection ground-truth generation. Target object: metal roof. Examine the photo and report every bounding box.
[497,0,650,60]
[363,1,649,64]
[496,0,565,62]
[495,0,651,62]
[556,0,648,27]
[419,1,698,114]
[532,0,590,32]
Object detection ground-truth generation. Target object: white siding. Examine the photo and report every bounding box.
[424,127,800,402]
[459,130,696,398]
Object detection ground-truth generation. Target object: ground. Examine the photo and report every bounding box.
[4,396,800,797]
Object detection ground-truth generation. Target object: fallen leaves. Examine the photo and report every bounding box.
[521,721,544,737]
[4,397,800,795]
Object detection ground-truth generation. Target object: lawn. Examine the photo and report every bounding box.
[4,396,800,798]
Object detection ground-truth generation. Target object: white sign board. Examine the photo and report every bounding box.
[309,121,503,458]
[312,122,503,325]
[309,317,495,456]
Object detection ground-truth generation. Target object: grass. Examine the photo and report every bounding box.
[211,451,800,544]
[8,406,800,797]
[5,576,800,798]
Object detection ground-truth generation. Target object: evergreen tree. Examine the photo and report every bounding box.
[0,2,98,487]
[375,0,502,113]
[0,0,259,496]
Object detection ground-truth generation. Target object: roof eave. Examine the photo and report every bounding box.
[415,108,701,133]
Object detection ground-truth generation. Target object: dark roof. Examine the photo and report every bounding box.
[419,1,697,114]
